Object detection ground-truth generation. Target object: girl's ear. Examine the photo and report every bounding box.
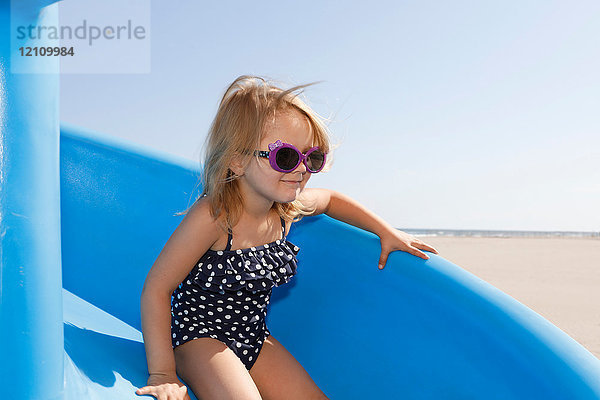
[229,152,246,177]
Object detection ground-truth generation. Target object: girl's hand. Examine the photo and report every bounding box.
[377,229,439,269]
[136,372,191,400]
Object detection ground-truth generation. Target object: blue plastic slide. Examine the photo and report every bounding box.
[59,125,600,399]
[1,2,599,399]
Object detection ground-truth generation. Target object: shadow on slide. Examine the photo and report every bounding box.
[59,123,600,399]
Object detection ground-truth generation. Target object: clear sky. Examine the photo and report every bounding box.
[59,0,600,232]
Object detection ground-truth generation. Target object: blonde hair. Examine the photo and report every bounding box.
[176,75,338,235]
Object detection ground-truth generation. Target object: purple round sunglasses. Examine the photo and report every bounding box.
[253,139,327,173]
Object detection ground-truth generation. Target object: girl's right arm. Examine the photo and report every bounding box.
[137,198,219,398]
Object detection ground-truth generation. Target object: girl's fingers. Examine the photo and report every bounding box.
[136,386,156,397]
[408,246,429,260]
[414,241,438,254]
[379,236,439,267]
[136,384,190,399]
[378,250,390,269]
[423,244,438,254]
[179,385,191,399]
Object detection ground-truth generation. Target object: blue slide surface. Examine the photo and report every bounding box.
[1,1,599,398]
[58,124,600,399]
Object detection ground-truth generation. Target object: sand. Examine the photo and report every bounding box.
[421,236,600,359]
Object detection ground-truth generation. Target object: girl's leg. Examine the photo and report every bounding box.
[249,335,329,400]
[174,337,262,400]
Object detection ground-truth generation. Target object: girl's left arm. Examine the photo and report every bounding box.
[300,188,439,269]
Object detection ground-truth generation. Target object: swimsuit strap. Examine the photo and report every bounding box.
[224,215,286,252]
[225,227,233,251]
[280,216,286,239]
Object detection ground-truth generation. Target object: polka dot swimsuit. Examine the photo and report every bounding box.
[171,215,300,370]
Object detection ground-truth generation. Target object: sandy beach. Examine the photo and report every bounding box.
[423,236,600,359]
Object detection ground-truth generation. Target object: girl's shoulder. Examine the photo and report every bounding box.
[186,196,220,233]
[296,188,332,217]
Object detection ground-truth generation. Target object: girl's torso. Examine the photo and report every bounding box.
[170,210,301,366]
[208,208,292,253]
[174,211,300,296]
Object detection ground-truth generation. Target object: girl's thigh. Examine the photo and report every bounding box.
[249,335,329,400]
[174,337,262,400]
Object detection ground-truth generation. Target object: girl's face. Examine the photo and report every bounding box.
[243,109,314,205]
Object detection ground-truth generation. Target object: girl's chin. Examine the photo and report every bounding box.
[277,188,301,203]
[272,178,301,195]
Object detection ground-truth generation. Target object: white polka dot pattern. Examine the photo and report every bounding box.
[191,239,300,294]
[170,216,300,371]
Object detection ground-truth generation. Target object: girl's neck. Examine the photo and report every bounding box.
[234,174,278,223]
[241,202,277,224]
[240,195,275,223]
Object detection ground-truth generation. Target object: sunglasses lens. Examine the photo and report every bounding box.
[307,151,325,172]
[275,147,299,171]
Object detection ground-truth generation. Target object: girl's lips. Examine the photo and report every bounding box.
[282,180,301,186]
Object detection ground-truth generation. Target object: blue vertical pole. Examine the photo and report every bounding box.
[0,1,63,399]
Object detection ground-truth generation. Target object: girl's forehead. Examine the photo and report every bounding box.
[261,111,314,149]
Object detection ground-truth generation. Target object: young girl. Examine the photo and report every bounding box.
[136,75,439,400]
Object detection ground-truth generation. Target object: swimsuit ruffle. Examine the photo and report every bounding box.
[189,240,300,294]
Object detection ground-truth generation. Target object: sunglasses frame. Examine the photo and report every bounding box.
[253,139,327,173]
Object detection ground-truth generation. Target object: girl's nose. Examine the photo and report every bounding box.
[294,160,307,174]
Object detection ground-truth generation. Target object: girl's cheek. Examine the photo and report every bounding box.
[302,175,310,187]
